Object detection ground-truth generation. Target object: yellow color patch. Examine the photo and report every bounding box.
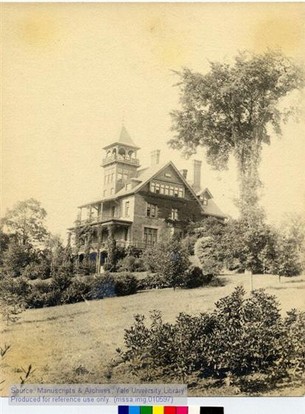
[153,407,164,414]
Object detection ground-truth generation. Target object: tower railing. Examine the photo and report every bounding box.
[102,154,140,166]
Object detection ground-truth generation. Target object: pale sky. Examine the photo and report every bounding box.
[2,3,305,240]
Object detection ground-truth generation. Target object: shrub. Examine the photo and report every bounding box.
[0,277,29,323]
[117,256,146,272]
[195,236,223,276]
[222,220,279,274]
[0,276,32,297]
[2,241,33,277]
[117,256,136,272]
[26,286,61,308]
[61,278,92,304]
[118,287,304,389]
[139,273,169,290]
[181,235,198,255]
[88,274,116,299]
[52,271,73,292]
[89,272,138,299]
[275,237,302,277]
[142,239,190,289]
[22,262,51,280]
[114,273,138,296]
[181,265,213,289]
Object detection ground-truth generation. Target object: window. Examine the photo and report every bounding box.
[171,208,179,220]
[110,188,114,195]
[143,227,158,246]
[125,201,130,217]
[103,190,107,197]
[200,196,208,206]
[150,180,184,198]
[118,168,123,180]
[111,206,116,217]
[146,203,158,218]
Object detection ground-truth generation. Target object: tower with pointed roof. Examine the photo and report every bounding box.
[102,126,140,197]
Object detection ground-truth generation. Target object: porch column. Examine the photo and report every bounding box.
[96,225,102,274]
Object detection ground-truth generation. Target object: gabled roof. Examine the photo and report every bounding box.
[202,199,226,218]
[78,161,226,219]
[115,161,202,206]
[78,161,201,208]
[103,126,140,150]
[197,187,213,199]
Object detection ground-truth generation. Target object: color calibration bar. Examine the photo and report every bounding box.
[119,407,224,414]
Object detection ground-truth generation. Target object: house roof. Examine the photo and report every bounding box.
[202,198,226,218]
[197,187,213,199]
[78,161,199,208]
[103,126,140,150]
[78,160,226,219]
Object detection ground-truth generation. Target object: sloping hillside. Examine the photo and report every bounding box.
[1,274,304,396]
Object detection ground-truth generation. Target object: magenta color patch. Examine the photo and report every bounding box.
[176,408,188,414]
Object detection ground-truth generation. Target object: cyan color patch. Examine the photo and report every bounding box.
[129,406,141,414]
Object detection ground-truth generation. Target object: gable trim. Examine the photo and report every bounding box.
[134,161,204,210]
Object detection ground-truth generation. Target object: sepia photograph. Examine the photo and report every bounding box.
[1,2,305,398]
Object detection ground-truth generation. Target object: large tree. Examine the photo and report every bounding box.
[169,51,304,220]
[1,198,48,246]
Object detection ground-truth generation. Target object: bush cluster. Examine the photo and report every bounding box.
[138,266,214,291]
[118,287,305,391]
[142,239,190,288]
[0,272,139,309]
[181,265,213,288]
[116,256,146,273]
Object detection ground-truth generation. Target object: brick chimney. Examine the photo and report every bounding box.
[192,160,202,193]
[151,149,160,166]
[180,169,188,179]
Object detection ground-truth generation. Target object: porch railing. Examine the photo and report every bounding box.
[77,213,127,226]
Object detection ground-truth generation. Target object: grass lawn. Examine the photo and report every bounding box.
[1,273,304,396]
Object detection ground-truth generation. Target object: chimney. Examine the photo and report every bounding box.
[192,160,202,193]
[151,149,160,166]
[180,169,188,179]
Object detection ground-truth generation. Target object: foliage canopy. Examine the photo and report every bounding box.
[170,51,304,216]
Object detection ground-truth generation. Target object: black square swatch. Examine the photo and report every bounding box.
[200,407,224,414]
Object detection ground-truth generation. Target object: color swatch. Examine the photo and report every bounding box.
[118,407,224,414]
